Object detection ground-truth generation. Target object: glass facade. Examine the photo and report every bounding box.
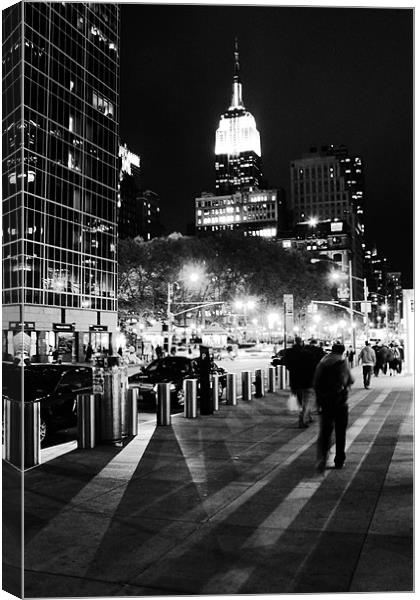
[2,3,120,315]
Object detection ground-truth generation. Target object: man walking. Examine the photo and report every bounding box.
[284,337,315,428]
[358,340,376,389]
[314,343,354,473]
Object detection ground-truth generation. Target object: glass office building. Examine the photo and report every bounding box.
[2,2,120,362]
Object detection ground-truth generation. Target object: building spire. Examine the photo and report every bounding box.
[233,36,240,82]
[230,37,244,109]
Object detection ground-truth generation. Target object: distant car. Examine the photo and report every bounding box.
[2,363,93,444]
[128,356,227,406]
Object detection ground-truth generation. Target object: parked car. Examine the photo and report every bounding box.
[270,349,287,367]
[128,355,227,406]
[2,363,93,444]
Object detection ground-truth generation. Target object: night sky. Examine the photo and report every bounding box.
[119,4,413,287]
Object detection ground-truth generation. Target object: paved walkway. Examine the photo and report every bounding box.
[3,369,413,597]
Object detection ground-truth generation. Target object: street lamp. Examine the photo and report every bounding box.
[234,298,257,341]
[313,257,369,348]
[166,270,202,352]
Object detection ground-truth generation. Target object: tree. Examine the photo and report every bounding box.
[117,234,334,322]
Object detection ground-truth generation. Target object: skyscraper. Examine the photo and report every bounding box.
[214,39,263,195]
[289,145,365,286]
[118,143,162,240]
[2,3,120,362]
[289,145,365,238]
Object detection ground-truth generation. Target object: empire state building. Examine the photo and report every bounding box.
[215,39,263,195]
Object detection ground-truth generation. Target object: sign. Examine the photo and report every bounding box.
[53,323,75,332]
[307,303,317,314]
[283,294,294,314]
[283,294,294,339]
[13,331,31,355]
[89,325,108,332]
[337,284,350,299]
[9,321,35,331]
[360,302,372,313]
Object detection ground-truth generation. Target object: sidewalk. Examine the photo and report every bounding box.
[3,369,413,597]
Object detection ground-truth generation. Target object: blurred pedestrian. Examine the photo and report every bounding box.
[306,339,326,417]
[85,343,93,362]
[346,345,355,368]
[284,337,316,428]
[388,343,402,375]
[314,342,354,473]
[358,341,376,389]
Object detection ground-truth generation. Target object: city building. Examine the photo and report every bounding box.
[290,145,365,235]
[214,39,263,195]
[195,188,285,237]
[118,143,162,240]
[2,3,120,362]
[288,145,365,286]
[364,246,403,334]
[196,39,287,238]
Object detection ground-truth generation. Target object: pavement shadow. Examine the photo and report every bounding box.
[22,442,131,543]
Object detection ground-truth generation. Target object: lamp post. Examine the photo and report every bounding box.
[166,282,179,353]
[312,256,369,349]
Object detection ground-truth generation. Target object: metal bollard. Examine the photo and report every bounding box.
[268,367,276,393]
[157,383,171,426]
[212,374,219,411]
[127,388,139,436]
[184,379,197,418]
[4,398,41,469]
[77,394,96,449]
[254,369,265,398]
[241,371,252,401]
[277,365,285,390]
[226,373,237,405]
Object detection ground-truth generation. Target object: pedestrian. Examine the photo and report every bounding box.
[85,343,93,362]
[372,341,382,377]
[346,345,355,368]
[314,342,354,473]
[284,337,316,428]
[117,346,123,357]
[357,341,376,389]
[155,344,163,359]
[306,339,326,416]
[388,343,402,375]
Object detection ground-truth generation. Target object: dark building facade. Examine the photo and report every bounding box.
[2,3,120,362]
[289,145,365,286]
[118,143,162,240]
[214,39,263,195]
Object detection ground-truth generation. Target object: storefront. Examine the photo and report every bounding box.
[79,325,111,361]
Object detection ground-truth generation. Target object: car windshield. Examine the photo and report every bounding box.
[2,365,64,402]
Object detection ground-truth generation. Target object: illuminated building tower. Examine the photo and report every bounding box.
[2,3,120,363]
[215,39,263,195]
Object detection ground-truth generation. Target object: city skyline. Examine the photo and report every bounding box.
[119,4,413,287]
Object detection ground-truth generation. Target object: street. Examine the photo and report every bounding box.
[3,366,413,596]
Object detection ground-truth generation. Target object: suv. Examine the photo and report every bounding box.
[2,363,93,444]
[128,356,226,406]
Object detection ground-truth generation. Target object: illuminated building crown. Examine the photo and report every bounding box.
[215,38,261,157]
